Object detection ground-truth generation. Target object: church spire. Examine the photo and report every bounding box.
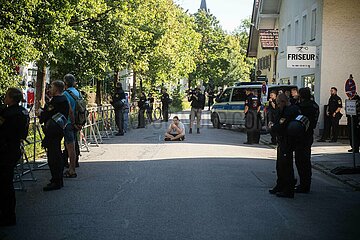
[200,0,208,12]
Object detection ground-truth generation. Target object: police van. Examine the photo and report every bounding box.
[211,82,297,129]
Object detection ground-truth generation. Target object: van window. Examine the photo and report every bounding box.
[231,88,247,102]
[218,88,232,102]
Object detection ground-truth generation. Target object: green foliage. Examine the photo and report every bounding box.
[170,84,184,112]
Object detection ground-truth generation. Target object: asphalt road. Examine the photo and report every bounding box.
[1,111,359,240]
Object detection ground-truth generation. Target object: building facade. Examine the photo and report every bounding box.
[248,0,360,130]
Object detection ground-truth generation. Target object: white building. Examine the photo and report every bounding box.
[248,0,360,132]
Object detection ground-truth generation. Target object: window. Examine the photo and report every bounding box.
[302,15,307,44]
[281,28,285,52]
[231,88,247,102]
[295,20,299,45]
[310,9,317,40]
[302,74,315,96]
[287,24,291,45]
[219,88,232,102]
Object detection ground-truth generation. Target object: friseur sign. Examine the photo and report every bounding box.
[287,46,316,68]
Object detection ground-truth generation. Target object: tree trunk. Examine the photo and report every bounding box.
[35,60,46,111]
[139,74,143,93]
[114,70,119,87]
[96,79,102,105]
[132,71,137,101]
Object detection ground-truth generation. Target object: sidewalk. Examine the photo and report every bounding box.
[260,133,360,190]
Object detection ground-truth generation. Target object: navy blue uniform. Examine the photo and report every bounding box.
[245,93,261,144]
[321,94,342,141]
[161,92,170,122]
[271,104,301,196]
[112,88,126,134]
[0,104,29,226]
[295,99,319,191]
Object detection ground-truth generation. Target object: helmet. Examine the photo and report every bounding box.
[287,115,310,136]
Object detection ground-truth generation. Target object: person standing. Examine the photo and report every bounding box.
[294,87,319,193]
[123,92,130,132]
[147,93,154,123]
[137,92,147,128]
[267,90,278,145]
[188,87,205,134]
[268,93,301,198]
[290,87,299,105]
[206,88,215,111]
[244,88,261,144]
[347,92,360,153]
[318,87,342,142]
[161,88,170,122]
[63,74,80,177]
[111,82,126,136]
[39,81,69,191]
[0,88,29,226]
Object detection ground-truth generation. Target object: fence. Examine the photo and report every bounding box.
[13,104,131,191]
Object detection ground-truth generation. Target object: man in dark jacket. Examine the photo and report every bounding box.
[244,88,261,144]
[318,87,342,142]
[0,88,29,226]
[269,93,301,198]
[161,88,170,122]
[294,87,319,193]
[111,82,126,135]
[40,81,69,191]
[188,87,205,134]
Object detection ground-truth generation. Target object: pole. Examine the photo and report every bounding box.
[351,115,356,168]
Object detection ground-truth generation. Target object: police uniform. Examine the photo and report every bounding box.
[40,95,69,190]
[347,94,360,153]
[112,87,126,135]
[245,93,261,144]
[270,104,301,197]
[161,92,170,122]
[295,99,319,192]
[0,104,29,226]
[322,94,342,141]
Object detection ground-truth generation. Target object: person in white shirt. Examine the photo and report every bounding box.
[164,116,185,141]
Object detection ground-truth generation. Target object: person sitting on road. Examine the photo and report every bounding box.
[164,116,185,141]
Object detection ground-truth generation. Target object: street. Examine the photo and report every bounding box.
[1,111,359,240]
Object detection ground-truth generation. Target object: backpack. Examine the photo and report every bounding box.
[67,90,88,126]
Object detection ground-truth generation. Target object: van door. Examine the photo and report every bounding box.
[229,88,247,125]
[213,88,233,124]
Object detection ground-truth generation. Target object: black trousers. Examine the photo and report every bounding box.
[322,114,340,141]
[245,110,261,144]
[162,106,169,122]
[275,139,295,193]
[0,165,16,221]
[138,109,145,127]
[114,108,124,133]
[47,136,64,186]
[294,133,313,189]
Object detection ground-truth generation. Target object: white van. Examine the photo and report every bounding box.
[211,83,297,129]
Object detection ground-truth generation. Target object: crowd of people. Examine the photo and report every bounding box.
[1,74,358,226]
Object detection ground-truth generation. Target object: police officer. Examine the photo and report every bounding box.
[137,91,147,128]
[161,88,170,122]
[268,93,301,198]
[318,87,342,142]
[0,88,29,226]
[40,81,70,190]
[294,87,319,193]
[111,82,126,135]
[244,88,261,144]
[347,93,360,153]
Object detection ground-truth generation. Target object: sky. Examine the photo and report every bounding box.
[174,0,254,32]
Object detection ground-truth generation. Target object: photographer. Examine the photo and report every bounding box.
[188,87,205,134]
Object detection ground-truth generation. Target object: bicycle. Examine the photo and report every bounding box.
[153,101,171,121]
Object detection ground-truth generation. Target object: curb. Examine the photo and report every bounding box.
[312,163,360,191]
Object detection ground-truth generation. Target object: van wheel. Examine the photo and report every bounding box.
[212,114,221,129]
